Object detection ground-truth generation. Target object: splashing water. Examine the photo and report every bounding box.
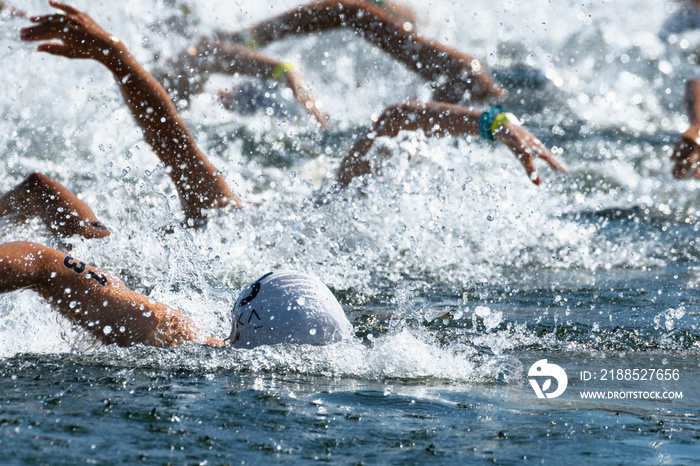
[1,0,700,462]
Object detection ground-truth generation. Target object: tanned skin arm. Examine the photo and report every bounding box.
[21,1,242,220]
[335,102,566,189]
[0,241,224,348]
[0,172,110,239]
[224,0,505,102]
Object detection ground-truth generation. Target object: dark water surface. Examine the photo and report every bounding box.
[2,263,699,465]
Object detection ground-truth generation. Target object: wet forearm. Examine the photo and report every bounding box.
[350,102,480,153]
[248,0,475,83]
[102,43,240,216]
[0,173,109,238]
[194,40,281,78]
[106,48,197,168]
[0,242,204,347]
[336,103,481,188]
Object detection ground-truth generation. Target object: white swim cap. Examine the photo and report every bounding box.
[228,270,353,349]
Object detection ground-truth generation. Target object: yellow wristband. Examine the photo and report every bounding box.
[490,112,509,136]
[490,112,521,139]
[272,62,295,81]
[245,36,259,50]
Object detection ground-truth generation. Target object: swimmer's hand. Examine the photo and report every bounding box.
[671,126,700,179]
[494,121,567,185]
[218,68,330,128]
[22,1,240,219]
[20,1,126,65]
[285,70,330,129]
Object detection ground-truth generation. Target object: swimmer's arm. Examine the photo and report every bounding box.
[0,173,110,239]
[335,102,566,189]
[177,40,329,128]
[21,1,241,219]
[229,0,504,102]
[0,241,223,348]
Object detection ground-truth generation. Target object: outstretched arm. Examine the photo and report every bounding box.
[334,102,566,189]
[0,172,110,239]
[224,0,505,102]
[160,40,329,128]
[21,1,241,220]
[0,241,223,348]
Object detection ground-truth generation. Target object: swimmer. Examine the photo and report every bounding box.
[217,0,505,103]
[21,1,243,223]
[154,0,414,126]
[0,241,353,348]
[335,102,567,189]
[159,1,561,184]
[156,37,331,128]
[0,172,110,239]
[14,1,562,239]
[163,0,503,121]
[672,78,700,178]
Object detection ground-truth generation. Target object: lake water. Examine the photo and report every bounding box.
[1,0,700,463]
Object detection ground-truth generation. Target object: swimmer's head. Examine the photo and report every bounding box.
[228,270,353,349]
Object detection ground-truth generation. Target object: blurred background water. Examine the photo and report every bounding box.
[1,0,700,463]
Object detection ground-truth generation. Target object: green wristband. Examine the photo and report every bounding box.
[272,62,295,81]
[479,106,505,141]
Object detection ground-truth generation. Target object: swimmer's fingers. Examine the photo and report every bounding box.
[20,16,69,41]
[307,102,331,129]
[285,71,330,129]
[21,16,80,40]
[495,122,550,185]
[518,151,542,185]
[21,23,86,59]
[36,42,72,57]
[309,104,331,129]
[532,140,567,174]
[47,0,81,16]
[22,23,102,59]
[22,9,117,61]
